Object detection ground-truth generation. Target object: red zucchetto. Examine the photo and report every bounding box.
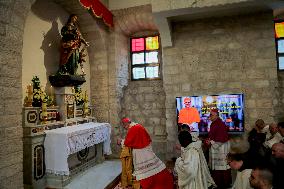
[121,117,131,123]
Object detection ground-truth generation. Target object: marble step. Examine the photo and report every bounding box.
[64,159,121,189]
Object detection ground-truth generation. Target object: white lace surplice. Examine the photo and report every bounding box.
[209,141,230,170]
[132,145,166,180]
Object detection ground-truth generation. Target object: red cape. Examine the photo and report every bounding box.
[124,124,151,149]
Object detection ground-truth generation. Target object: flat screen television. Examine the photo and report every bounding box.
[176,94,244,134]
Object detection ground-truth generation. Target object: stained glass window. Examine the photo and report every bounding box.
[146,66,159,78]
[146,36,159,50]
[279,57,284,70]
[131,38,144,52]
[275,20,284,71]
[146,52,158,63]
[132,53,145,64]
[130,36,161,80]
[275,22,284,38]
[278,40,284,53]
[133,67,145,79]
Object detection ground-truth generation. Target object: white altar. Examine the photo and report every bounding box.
[44,122,112,176]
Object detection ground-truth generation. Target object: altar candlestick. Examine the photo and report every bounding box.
[50,86,53,96]
[27,83,33,106]
[83,91,89,117]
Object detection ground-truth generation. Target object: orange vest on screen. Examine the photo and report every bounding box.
[178,107,200,124]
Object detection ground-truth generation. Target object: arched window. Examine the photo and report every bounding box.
[130,36,161,80]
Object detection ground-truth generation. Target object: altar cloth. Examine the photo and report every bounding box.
[44,122,112,175]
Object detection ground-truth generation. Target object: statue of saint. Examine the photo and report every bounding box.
[58,14,89,75]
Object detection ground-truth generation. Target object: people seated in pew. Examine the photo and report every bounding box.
[270,142,284,189]
[263,122,282,149]
[249,166,273,189]
[246,119,267,164]
[276,122,284,143]
[117,117,174,189]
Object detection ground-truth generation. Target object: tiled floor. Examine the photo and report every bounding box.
[64,160,121,189]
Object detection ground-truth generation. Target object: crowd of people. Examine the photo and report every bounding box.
[117,113,284,189]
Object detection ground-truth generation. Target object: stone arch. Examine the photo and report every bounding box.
[109,5,168,160]
[114,4,158,36]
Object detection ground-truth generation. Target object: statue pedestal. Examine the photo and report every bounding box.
[54,87,75,122]
[49,75,86,87]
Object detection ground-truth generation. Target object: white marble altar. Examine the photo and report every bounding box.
[44,122,112,175]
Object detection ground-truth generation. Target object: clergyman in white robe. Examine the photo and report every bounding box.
[232,169,253,189]
[175,140,216,189]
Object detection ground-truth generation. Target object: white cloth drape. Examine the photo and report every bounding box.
[175,141,216,189]
[44,122,112,175]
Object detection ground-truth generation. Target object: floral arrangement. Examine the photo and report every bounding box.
[31,76,53,107]
[74,86,84,106]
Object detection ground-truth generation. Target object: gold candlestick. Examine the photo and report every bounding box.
[83,91,89,117]
[41,99,48,124]
[50,86,55,106]
[26,84,33,107]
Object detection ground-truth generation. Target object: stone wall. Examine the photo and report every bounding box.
[121,80,167,159]
[163,11,281,156]
[0,0,35,188]
[105,19,129,156]
[278,73,284,121]
[109,0,251,11]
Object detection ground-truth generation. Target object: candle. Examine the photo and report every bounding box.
[27,84,33,99]
[26,83,33,107]
[50,86,53,96]
[27,83,33,93]
[41,101,48,124]
[49,85,55,106]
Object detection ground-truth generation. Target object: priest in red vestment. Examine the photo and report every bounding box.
[118,117,174,189]
[206,109,232,189]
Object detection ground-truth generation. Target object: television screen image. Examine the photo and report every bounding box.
[176,94,244,133]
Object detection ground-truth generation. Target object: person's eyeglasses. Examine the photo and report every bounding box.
[184,102,191,104]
